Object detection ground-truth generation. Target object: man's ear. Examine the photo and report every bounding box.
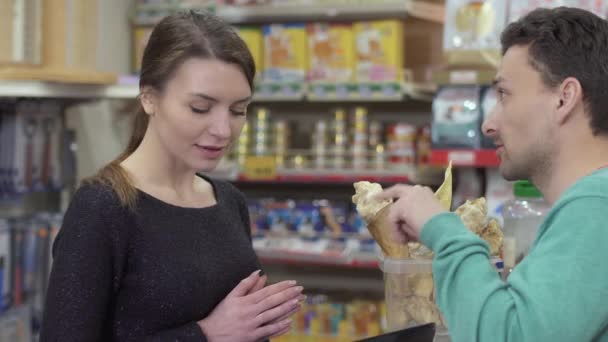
[555,77,583,125]
[139,86,157,116]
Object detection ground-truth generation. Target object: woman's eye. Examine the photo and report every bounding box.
[191,106,210,114]
[231,109,247,116]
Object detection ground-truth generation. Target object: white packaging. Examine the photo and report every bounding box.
[509,0,606,22]
[485,168,514,226]
[443,0,508,66]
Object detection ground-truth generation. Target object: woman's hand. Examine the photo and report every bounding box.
[198,270,304,342]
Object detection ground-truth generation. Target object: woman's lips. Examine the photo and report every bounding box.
[194,144,225,159]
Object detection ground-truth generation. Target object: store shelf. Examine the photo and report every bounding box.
[429,149,500,167]
[0,77,434,101]
[307,82,403,102]
[254,81,306,101]
[0,66,116,85]
[133,1,444,26]
[238,168,412,184]
[0,80,138,99]
[257,250,379,270]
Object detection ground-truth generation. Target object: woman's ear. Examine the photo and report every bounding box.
[139,86,157,116]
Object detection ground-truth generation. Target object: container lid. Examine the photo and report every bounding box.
[378,254,433,274]
[514,180,542,198]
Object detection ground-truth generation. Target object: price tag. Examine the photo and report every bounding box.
[243,156,277,180]
[448,151,475,165]
[449,70,478,84]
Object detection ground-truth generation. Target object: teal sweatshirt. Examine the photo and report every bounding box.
[420,168,608,342]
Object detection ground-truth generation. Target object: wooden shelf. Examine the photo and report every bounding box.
[133,1,445,26]
[0,66,116,85]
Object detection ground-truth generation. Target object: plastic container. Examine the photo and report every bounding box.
[501,181,550,277]
[378,256,446,336]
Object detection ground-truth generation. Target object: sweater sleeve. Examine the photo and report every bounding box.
[40,184,124,341]
[40,184,209,342]
[420,197,608,342]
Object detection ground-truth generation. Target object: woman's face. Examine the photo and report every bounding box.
[142,58,251,172]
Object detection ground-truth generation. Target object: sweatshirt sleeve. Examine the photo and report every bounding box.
[420,197,608,342]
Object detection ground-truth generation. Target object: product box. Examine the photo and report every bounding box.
[132,26,153,73]
[509,0,607,22]
[238,26,264,78]
[431,85,483,149]
[307,23,355,82]
[263,24,308,82]
[443,0,508,67]
[354,20,404,83]
[480,86,497,148]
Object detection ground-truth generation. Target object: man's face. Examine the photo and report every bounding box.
[482,45,559,181]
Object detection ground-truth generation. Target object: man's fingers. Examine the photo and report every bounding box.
[374,184,411,202]
[393,222,409,244]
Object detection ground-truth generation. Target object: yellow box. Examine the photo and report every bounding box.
[307,23,355,82]
[263,24,308,82]
[133,27,153,73]
[354,20,404,83]
[237,26,264,78]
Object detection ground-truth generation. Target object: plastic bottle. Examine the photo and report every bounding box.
[501,181,551,278]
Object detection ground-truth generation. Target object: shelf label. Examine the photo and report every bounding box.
[244,156,277,180]
[448,151,475,165]
[449,70,478,84]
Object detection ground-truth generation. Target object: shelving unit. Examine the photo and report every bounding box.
[0,79,436,102]
[133,1,445,26]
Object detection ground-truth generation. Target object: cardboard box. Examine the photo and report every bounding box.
[132,27,153,74]
[354,20,404,83]
[238,26,264,78]
[307,23,355,82]
[263,23,308,83]
[443,0,507,67]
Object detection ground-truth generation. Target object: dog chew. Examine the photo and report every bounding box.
[352,181,409,258]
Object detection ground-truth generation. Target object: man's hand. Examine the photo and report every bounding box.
[375,185,447,243]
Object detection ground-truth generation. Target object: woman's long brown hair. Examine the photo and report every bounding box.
[84,10,255,210]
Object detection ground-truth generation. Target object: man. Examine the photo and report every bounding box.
[377,7,608,342]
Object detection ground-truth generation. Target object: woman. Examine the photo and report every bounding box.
[40,10,303,342]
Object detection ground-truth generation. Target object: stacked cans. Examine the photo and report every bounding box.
[313,120,328,169]
[368,120,384,170]
[331,109,347,169]
[273,120,289,168]
[350,107,368,169]
[235,122,250,166]
[387,123,416,170]
[253,108,270,156]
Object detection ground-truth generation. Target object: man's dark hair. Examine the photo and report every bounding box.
[501,7,608,135]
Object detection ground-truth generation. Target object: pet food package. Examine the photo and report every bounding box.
[238,26,264,79]
[307,23,355,83]
[263,23,308,82]
[509,0,607,22]
[354,20,404,82]
[443,0,508,67]
[432,86,482,149]
[480,86,497,148]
